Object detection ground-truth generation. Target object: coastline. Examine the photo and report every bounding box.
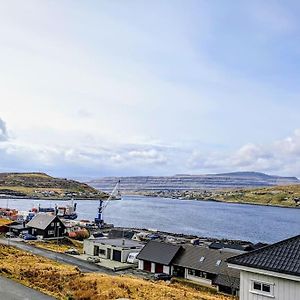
[0,195,105,201]
[127,192,300,209]
[1,193,300,209]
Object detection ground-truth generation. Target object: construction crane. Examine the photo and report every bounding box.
[94,180,121,228]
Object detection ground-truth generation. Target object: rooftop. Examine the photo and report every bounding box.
[88,238,144,248]
[26,214,62,230]
[137,240,182,265]
[227,234,300,277]
[173,245,242,279]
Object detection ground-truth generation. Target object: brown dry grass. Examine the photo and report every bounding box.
[0,245,235,300]
[0,218,12,226]
[28,239,83,254]
[214,184,300,207]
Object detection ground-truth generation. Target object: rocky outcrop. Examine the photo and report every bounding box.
[88,172,300,192]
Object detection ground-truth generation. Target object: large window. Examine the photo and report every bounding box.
[251,280,274,296]
[188,269,207,279]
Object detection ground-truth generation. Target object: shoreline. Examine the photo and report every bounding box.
[0,195,105,201]
[1,193,300,209]
[125,193,300,209]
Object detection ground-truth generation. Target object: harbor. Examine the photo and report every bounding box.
[0,195,299,243]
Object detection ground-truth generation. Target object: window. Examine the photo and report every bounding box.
[253,282,261,290]
[262,284,271,293]
[188,269,207,278]
[216,260,221,266]
[99,249,106,255]
[251,280,273,296]
[199,256,205,262]
[48,230,54,235]
[188,269,196,276]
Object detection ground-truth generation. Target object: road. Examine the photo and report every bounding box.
[0,276,55,300]
[0,238,115,274]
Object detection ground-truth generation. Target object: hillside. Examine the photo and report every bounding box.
[0,244,234,300]
[0,172,108,199]
[213,184,300,207]
[88,172,300,192]
[145,185,300,208]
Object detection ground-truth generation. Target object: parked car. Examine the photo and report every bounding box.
[19,232,29,239]
[87,256,100,263]
[23,234,37,241]
[5,232,15,238]
[152,273,172,281]
[64,248,80,255]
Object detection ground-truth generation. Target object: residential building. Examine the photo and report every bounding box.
[173,244,241,295]
[26,214,66,239]
[83,238,144,263]
[137,240,182,275]
[228,235,300,300]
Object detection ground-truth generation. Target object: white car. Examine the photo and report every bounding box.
[87,256,100,263]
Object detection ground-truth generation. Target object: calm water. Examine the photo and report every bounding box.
[1,196,299,243]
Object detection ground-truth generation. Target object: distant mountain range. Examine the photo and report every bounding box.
[87,171,300,192]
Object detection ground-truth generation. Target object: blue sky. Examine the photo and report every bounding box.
[1,1,300,177]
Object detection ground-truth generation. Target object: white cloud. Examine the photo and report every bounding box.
[0,118,8,141]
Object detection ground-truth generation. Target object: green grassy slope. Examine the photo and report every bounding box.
[0,172,108,199]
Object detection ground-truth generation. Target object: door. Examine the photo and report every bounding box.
[155,263,164,273]
[143,260,151,272]
[112,250,122,262]
[107,248,111,259]
[94,246,99,256]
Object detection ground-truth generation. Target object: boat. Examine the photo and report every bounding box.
[33,200,78,220]
[56,201,77,220]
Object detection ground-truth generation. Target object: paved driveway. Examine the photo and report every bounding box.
[0,276,55,300]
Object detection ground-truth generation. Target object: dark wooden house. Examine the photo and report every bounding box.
[26,214,66,239]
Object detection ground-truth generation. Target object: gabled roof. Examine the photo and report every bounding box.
[173,245,241,279]
[137,241,181,265]
[227,235,300,277]
[26,214,61,230]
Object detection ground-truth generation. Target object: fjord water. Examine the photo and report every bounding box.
[1,195,299,243]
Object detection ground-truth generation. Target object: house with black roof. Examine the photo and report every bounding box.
[228,234,300,300]
[26,214,66,239]
[172,244,242,295]
[137,240,182,275]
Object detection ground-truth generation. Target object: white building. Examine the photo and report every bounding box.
[83,238,144,263]
[228,235,300,300]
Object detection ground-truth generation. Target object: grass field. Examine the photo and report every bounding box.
[0,244,235,300]
[213,184,300,207]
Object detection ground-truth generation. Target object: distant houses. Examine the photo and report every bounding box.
[228,235,300,300]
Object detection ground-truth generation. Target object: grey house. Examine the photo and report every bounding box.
[172,245,241,295]
[228,235,300,300]
[26,214,66,239]
[137,240,182,275]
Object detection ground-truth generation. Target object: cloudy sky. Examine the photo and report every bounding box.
[1,1,300,178]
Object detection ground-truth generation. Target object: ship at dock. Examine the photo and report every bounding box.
[33,200,78,220]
